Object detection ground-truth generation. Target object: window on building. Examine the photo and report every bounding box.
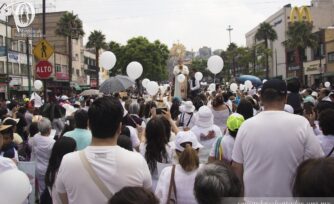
[312,45,322,60]
[0,35,3,46]
[84,57,88,64]
[62,65,68,73]
[56,64,61,72]
[21,64,28,75]
[0,61,4,74]
[13,63,19,75]
[328,52,334,63]
[8,63,12,74]
[11,40,18,51]
[6,38,11,48]
[76,69,80,76]
[19,41,25,53]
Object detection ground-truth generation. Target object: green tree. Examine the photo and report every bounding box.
[108,41,123,76]
[283,21,318,84]
[86,30,107,86]
[108,37,169,81]
[55,12,84,82]
[255,22,277,79]
[191,58,209,79]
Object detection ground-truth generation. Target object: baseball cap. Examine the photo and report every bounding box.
[227,113,245,132]
[311,91,318,98]
[174,131,203,151]
[0,124,12,132]
[261,79,287,95]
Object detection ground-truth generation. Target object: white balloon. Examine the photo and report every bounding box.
[177,74,186,83]
[239,84,245,91]
[245,80,253,89]
[99,51,117,70]
[0,169,31,204]
[208,83,216,92]
[230,83,238,92]
[207,55,224,74]
[262,79,268,84]
[195,72,203,81]
[325,81,331,88]
[34,80,43,90]
[142,78,150,88]
[126,61,143,80]
[146,81,159,96]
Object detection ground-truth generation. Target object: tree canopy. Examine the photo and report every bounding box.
[108,36,169,81]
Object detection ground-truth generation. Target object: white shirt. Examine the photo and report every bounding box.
[126,126,140,148]
[232,111,324,197]
[211,107,230,132]
[190,78,200,91]
[29,134,55,176]
[191,125,222,163]
[210,132,235,162]
[155,164,203,204]
[0,157,17,173]
[139,143,174,190]
[177,112,197,129]
[318,134,334,157]
[55,146,152,204]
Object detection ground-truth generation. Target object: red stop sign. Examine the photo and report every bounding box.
[36,60,53,79]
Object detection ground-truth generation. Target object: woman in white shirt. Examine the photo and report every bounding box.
[29,117,55,195]
[45,137,76,204]
[191,106,222,163]
[210,95,231,133]
[139,117,173,190]
[318,109,334,157]
[155,131,203,204]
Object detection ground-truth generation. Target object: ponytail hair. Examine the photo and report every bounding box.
[178,143,199,172]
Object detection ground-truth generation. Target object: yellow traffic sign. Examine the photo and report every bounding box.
[33,39,54,60]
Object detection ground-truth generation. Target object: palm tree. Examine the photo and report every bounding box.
[283,21,318,84]
[86,30,107,87]
[55,12,84,82]
[255,22,277,79]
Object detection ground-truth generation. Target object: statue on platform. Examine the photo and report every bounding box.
[173,59,189,99]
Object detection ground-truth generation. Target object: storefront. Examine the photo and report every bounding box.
[303,59,324,86]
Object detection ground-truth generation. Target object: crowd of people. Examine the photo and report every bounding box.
[0,78,334,204]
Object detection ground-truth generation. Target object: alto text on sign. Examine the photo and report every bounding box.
[36,60,53,79]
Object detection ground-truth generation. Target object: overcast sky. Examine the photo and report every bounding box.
[54,0,311,51]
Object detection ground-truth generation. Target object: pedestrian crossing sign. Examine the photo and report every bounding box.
[33,39,54,60]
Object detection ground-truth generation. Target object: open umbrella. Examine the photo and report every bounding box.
[236,75,262,87]
[80,89,100,96]
[99,75,135,94]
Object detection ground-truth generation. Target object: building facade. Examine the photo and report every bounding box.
[0,20,34,100]
[245,0,334,83]
[9,11,92,95]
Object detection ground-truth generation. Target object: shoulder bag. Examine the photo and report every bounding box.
[79,151,113,199]
[167,165,177,204]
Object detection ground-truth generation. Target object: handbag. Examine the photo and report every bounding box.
[167,165,177,204]
[79,151,113,199]
[326,146,334,158]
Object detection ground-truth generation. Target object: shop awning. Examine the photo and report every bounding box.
[80,85,91,91]
[322,72,334,77]
[70,82,82,91]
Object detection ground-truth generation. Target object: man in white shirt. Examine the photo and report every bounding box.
[29,117,55,195]
[189,69,200,99]
[55,97,152,204]
[232,79,324,198]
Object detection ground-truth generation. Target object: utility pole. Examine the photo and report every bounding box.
[227,25,233,44]
[5,16,9,100]
[227,25,235,77]
[42,0,47,102]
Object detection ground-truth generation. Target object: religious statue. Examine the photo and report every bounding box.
[173,59,189,99]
